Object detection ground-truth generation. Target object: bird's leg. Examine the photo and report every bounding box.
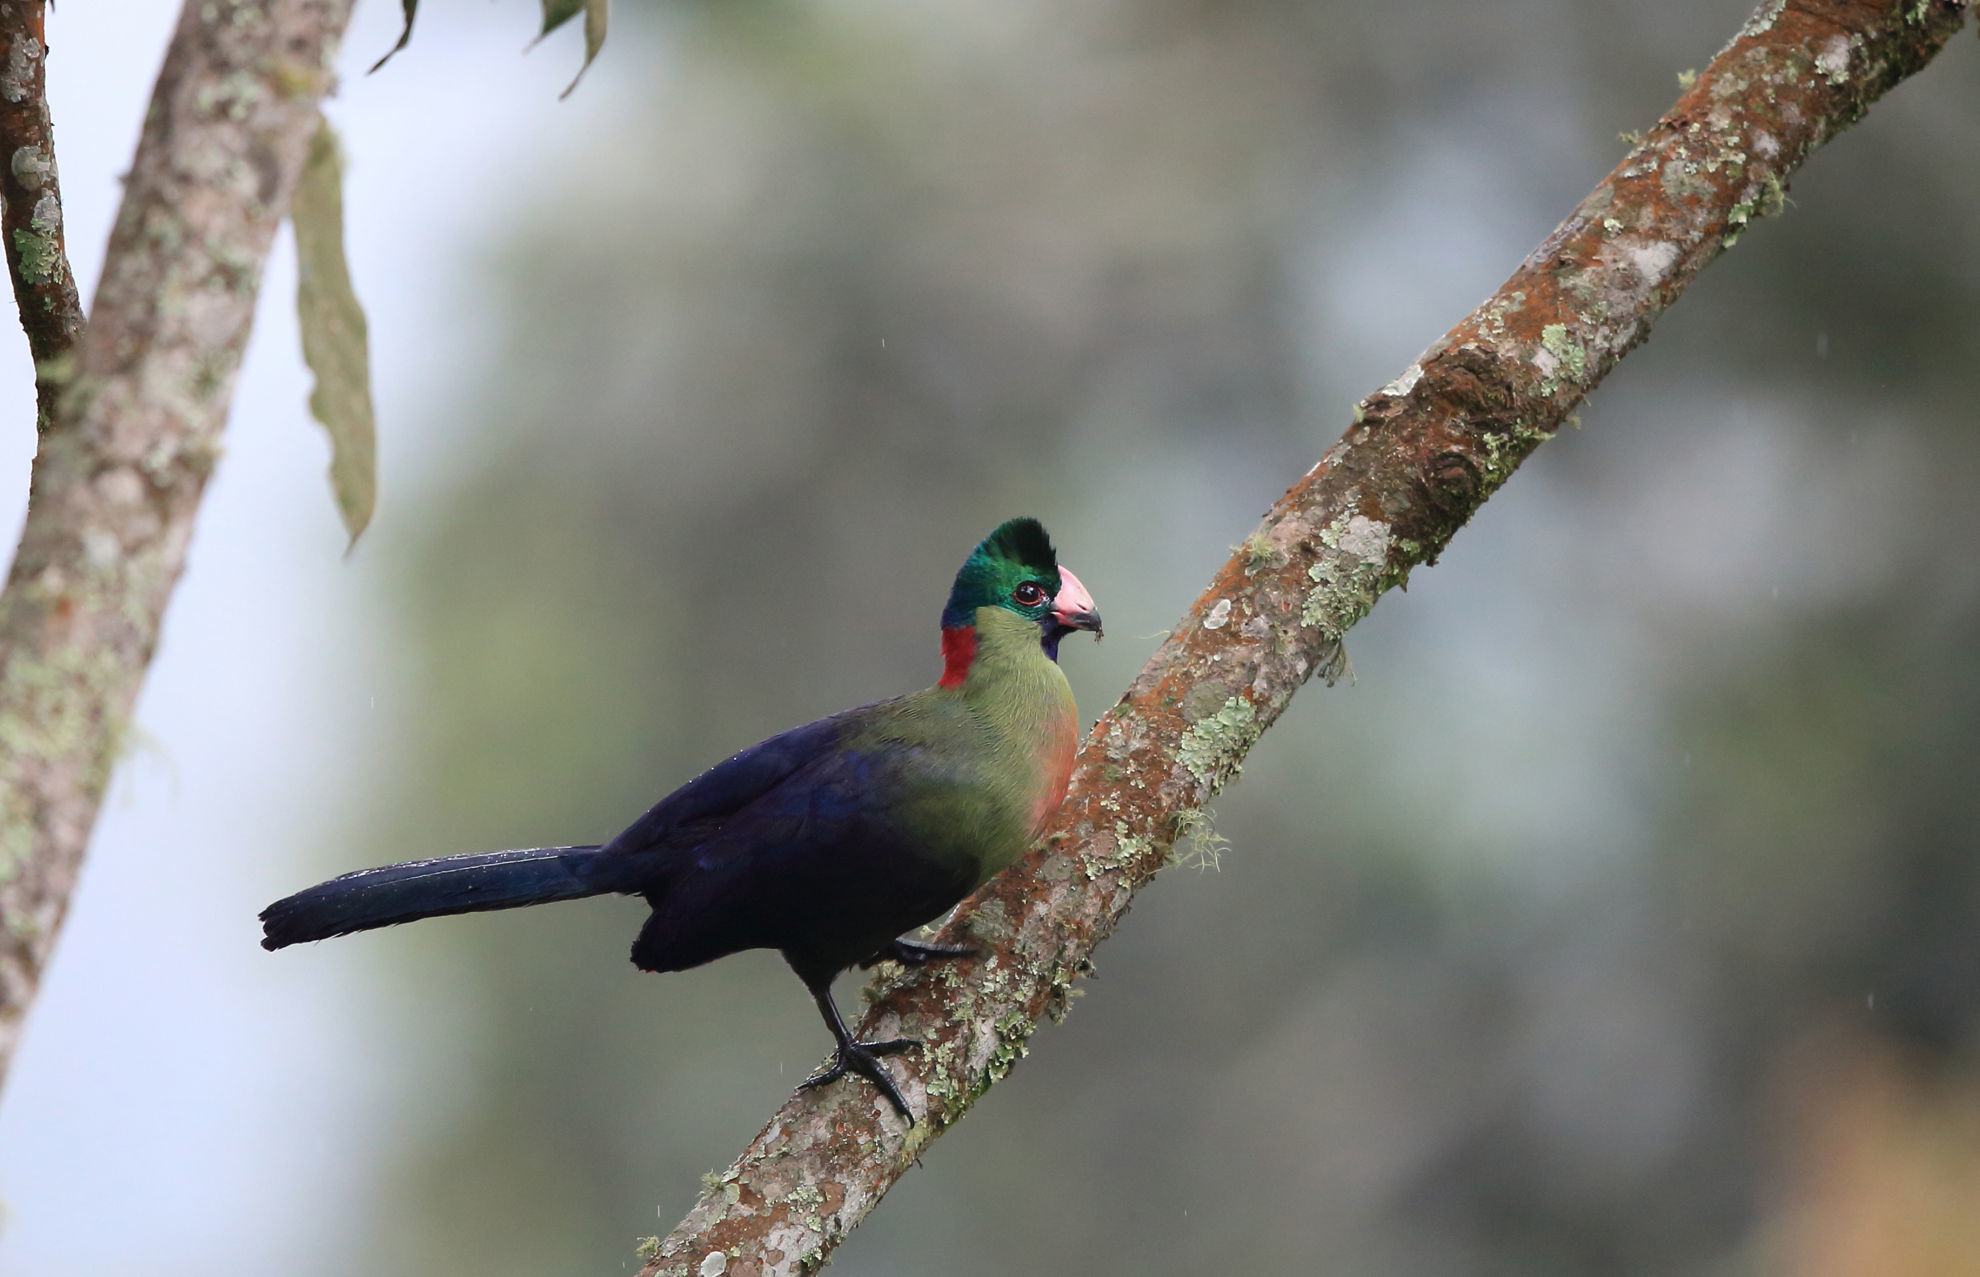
[858,937,981,969]
[798,974,918,1122]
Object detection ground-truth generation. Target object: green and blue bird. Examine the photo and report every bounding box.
[261,518,1101,1120]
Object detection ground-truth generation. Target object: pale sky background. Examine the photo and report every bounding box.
[0,4,644,1273]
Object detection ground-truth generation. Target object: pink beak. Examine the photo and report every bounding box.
[1052,566,1103,637]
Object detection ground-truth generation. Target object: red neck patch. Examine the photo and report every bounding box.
[938,625,978,688]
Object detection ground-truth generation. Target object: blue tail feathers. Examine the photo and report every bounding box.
[259,846,610,950]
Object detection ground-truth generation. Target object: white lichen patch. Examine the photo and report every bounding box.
[1737,0,1787,41]
[1659,157,1712,204]
[1300,503,1406,635]
[966,897,1013,944]
[1379,363,1423,398]
[1625,240,1678,287]
[1815,35,1851,83]
[1585,233,1683,320]
[1203,598,1232,630]
[10,143,50,190]
[760,1223,814,1277]
[1334,515,1390,563]
[81,528,120,567]
[964,1012,1002,1077]
[0,33,40,105]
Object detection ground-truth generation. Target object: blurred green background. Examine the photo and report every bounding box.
[7,0,1980,1274]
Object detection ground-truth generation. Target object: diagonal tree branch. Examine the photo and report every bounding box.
[0,0,84,432]
[0,0,356,1089]
[641,1,1975,1272]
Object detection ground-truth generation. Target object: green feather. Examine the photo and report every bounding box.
[846,605,1079,886]
[942,517,1063,629]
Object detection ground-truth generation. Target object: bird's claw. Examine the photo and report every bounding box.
[800,1036,921,1121]
[860,938,980,969]
[892,939,979,965]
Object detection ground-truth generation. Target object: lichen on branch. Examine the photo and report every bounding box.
[0,0,84,430]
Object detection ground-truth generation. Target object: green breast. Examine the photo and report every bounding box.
[857,608,1078,886]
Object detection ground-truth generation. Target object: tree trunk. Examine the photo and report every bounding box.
[0,0,357,1088]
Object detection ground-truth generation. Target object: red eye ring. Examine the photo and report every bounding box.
[1012,582,1046,608]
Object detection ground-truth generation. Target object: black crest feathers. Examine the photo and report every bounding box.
[979,517,1057,572]
[941,517,1063,629]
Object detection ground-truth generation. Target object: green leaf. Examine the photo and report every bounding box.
[536,0,608,98]
[292,115,378,549]
[369,0,419,74]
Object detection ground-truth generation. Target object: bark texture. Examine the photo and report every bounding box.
[0,0,83,430]
[0,0,356,1087]
[640,2,1976,1274]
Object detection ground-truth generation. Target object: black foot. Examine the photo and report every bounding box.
[801,1037,921,1120]
[860,938,981,969]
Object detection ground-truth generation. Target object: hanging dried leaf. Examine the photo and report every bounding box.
[292,115,378,549]
[538,0,584,33]
[369,0,604,93]
[537,0,608,98]
[369,0,418,73]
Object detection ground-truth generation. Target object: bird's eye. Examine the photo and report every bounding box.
[1012,582,1046,608]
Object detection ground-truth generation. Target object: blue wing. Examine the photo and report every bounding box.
[595,710,859,864]
[609,711,979,977]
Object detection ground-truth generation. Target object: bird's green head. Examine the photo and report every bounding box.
[940,518,1101,684]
